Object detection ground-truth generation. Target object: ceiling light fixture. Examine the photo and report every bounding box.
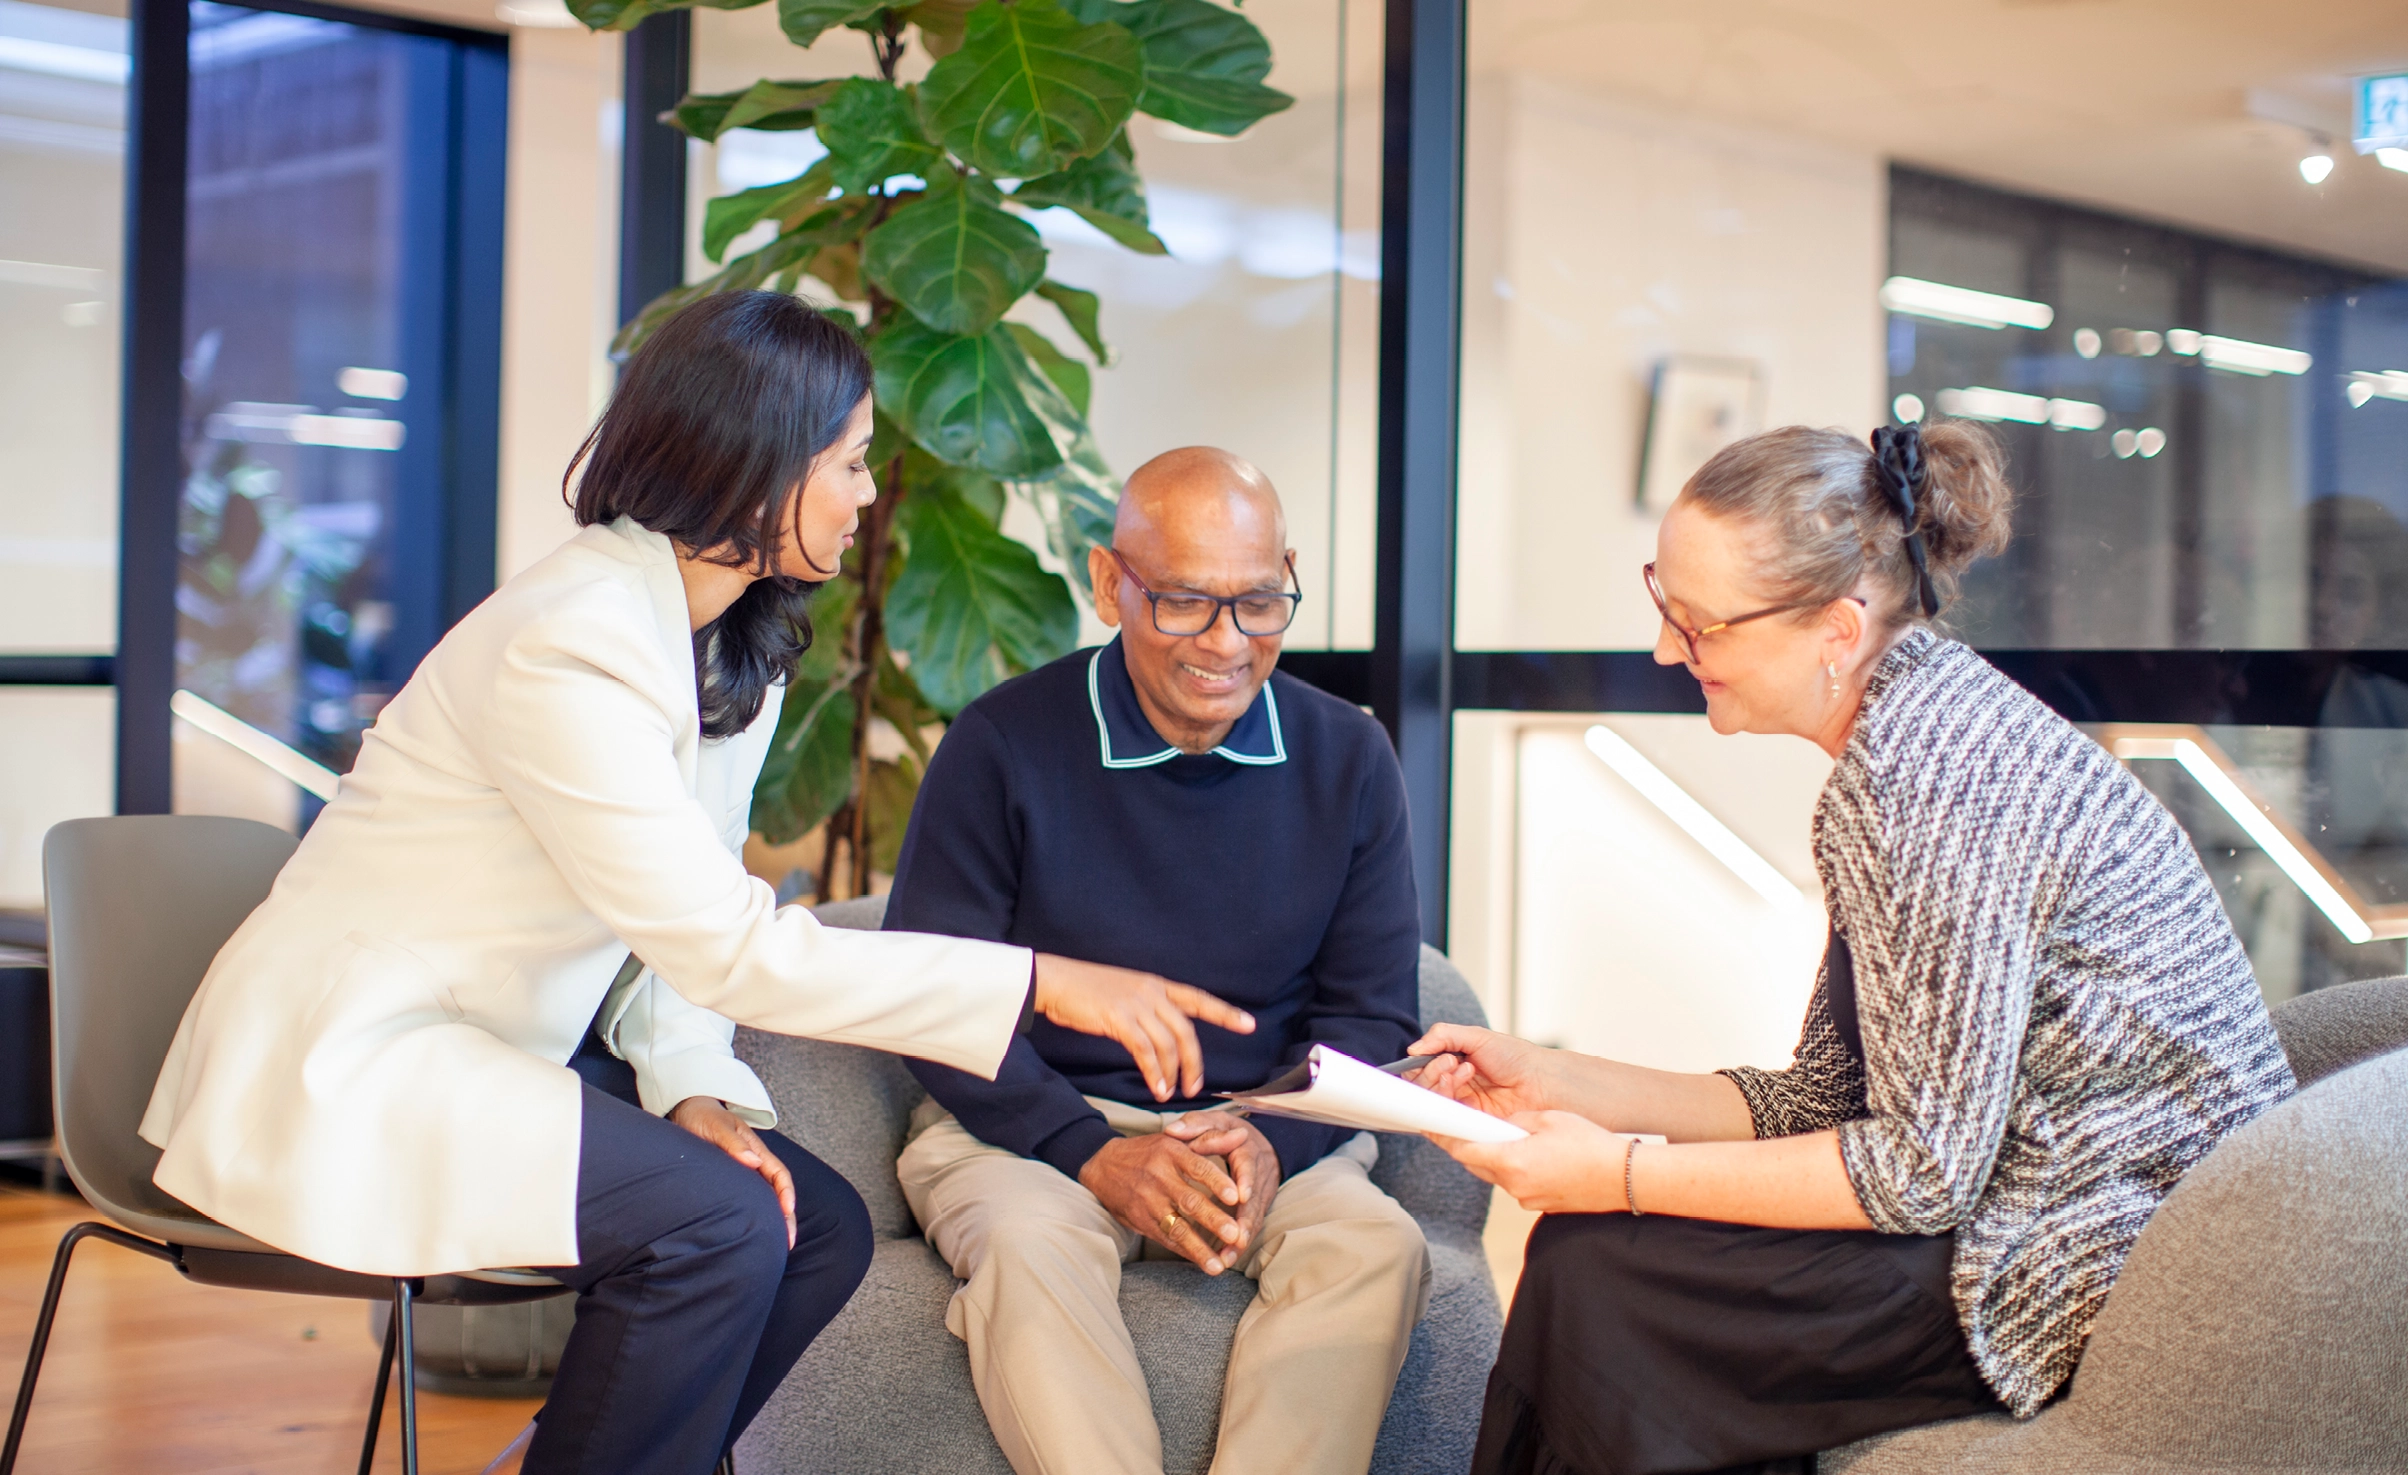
[1583,726,1806,913]
[1892,393,1924,423]
[2347,370,2408,406]
[2300,154,2336,183]
[2048,399,2107,431]
[2073,328,2101,358]
[2380,148,2408,172]
[2196,334,2313,376]
[1878,276,2053,331]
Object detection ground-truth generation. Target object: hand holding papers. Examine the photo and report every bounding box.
[1217,1044,1532,1143]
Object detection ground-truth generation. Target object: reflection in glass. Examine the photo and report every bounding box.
[2104,723,2408,1000]
[177,2,456,799]
[1890,168,2408,654]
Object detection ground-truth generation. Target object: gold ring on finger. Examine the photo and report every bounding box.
[1162,1210,1182,1236]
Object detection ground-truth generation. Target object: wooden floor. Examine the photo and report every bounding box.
[3,1174,1537,1472]
[0,1182,537,1475]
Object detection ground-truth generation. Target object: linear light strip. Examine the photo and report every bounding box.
[2113,736,2372,945]
[171,689,341,802]
[1583,725,1807,912]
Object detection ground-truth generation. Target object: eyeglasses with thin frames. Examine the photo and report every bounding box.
[1643,562,1859,665]
[1108,547,1304,637]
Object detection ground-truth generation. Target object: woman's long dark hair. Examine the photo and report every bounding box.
[566,291,871,738]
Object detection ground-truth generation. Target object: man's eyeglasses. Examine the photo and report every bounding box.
[1108,547,1303,637]
[1643,562,1855,665]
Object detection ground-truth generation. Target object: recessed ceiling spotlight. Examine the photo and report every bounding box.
[2112,428,2139,458]
[2136,427,2167,458]
[2380,148,2408,173]
[2301,154,2336,184]
[2074,327,2101,358]
[1892,392,1925,424]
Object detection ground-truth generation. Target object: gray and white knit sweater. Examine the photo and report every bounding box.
[1720,629,2294,1417]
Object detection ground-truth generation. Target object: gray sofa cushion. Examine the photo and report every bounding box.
[734,894,1501,1475]
[1828,977,2408,1473]
[2269,973,2408,1086]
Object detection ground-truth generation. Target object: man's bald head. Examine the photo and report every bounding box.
[1114,447,1286,560]
[1090,447,1297,754]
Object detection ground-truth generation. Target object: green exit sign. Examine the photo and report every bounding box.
[2353,72,2408,153]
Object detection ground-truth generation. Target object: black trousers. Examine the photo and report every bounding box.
[521,1041,874,1475]
[1471,1214,2006,1475]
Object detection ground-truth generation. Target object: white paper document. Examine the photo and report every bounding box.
[1216,1045,1532,1143]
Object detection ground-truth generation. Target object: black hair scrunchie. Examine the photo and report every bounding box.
[1869,424,1941,617]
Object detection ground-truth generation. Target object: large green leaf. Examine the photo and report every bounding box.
[903,445,1006,526]
[568,0,768,34]
[750,578,862,844]
[871,317,1081,477]
[901,0,979,57]
[1011,144,1166,255]
[702,157,836,262]
[919,0,1141,179]
[617,201,866,358]
[1120,0,1293,136]
[672,78,843,141]
[816,78,944,194]
[1034,279,1111,364]
[862,754,922,873]
[777,0,885,47]
[863,175,1047,336]
[751,684,857,843]
[1005,323,1090,416]
[1010,426,1119,604]
[887,487,1079,713]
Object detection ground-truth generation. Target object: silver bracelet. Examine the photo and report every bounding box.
[1623,1137,1644,1217]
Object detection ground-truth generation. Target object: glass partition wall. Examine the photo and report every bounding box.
[1451,0,2408,1057]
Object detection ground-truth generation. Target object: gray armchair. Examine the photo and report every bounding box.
[1826,974,2408,1474]
[731,896,1502,1475]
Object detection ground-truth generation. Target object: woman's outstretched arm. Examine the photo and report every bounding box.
[1437,1111,1874,1231]
[1408,1023,1757,1143]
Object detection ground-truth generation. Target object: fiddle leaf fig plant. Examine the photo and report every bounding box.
[573,0,1291,897]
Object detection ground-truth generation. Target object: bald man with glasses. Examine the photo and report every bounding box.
[886,447,1431,1475]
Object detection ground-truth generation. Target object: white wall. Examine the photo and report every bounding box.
[1454,73,1888,651]
[496,22,621,581]
[1514,716,1830,1071]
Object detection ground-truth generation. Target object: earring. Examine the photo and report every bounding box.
[1826,660,1841,699]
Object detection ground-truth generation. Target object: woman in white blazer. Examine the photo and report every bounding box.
[140,293,1252,1475]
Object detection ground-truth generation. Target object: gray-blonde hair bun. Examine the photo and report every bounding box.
[1681,419,2015,628]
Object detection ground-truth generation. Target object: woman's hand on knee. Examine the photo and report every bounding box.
[1432,1110,1634,1215]
[1032,954,1255,1102]
[670,1096,797,1247]
[1406,1024,1558,1119]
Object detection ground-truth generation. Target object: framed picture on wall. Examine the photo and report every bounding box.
[1637,356,1766,511]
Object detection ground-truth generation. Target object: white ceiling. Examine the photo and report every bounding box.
[1471,0,2408,274]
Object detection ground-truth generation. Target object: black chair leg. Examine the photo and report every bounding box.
[392,1279,421,1475]
[716,1454,735,1475]
[358,1297,400,1475]
[2,1222,178,1475]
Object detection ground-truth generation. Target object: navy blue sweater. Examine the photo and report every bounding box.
[887,638,1422,1181]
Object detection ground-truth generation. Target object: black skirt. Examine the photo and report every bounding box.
[1470,1214,2006,1475]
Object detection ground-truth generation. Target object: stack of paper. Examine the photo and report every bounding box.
[1217,1045,1531,1144]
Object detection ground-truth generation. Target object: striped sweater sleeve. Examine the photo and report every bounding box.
[1819,693,2049,1235]
[1718,949,1866,1138]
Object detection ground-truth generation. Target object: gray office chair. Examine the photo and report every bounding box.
[2,816,563,1475]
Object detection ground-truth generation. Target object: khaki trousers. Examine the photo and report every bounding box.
[898,1096,1432,1475]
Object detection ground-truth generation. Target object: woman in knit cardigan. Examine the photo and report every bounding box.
[1414,422,2296,1475]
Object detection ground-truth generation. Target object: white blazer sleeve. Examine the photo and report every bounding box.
[472,594,1032,1077]
[615,971,779,1127]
